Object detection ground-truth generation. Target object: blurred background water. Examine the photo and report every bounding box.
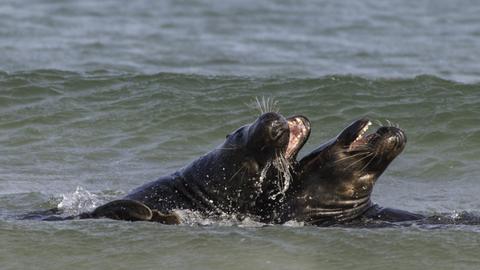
[1,0,480,82]
[0,0,479,269]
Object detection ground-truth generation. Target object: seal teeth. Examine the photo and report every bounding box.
[353,121,372,142]
[286,117,309,158]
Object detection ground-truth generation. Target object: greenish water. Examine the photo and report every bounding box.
[1,72,479,269]
[1,0,480,269]
[1,0,480,82]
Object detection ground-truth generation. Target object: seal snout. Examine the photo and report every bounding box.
[249,112,290,150]
[268,119,289,146]
[377,127,407,152]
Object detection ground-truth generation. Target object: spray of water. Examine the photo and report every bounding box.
[254,150,293,201]
[57,186,103,215]
[269,151,293,200]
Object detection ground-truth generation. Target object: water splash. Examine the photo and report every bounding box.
[450,210,460,219]
[174,209,266,227]
[269,152,292,201]
[172,209,306,227]
[282,220,305,227]
[254,151,293,201]
[257,162,272,191]
[57,186,103,215]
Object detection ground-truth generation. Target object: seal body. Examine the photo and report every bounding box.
[282,118,423,225]
[94,112,311,223]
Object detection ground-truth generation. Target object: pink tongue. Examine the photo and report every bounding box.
[349,133,375,150]
[349,138,366,150]
[289,123,300,137]
[286,122,301,158]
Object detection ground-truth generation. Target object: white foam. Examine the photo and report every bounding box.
[174,209,266,227]
[57,186,103,215]
[282,220,305,227]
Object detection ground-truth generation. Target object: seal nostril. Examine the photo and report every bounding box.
[377,127,389,135]
[271,127,285,140]
[269,120,289,143]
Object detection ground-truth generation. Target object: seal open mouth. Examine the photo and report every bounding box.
[341,118,406,153]
[285,116,311,159]
[348,119,373,151]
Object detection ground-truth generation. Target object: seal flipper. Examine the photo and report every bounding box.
[21,207,64,220]
[150,210,181,224]
[90,199,153,221]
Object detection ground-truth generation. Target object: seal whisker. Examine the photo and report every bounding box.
[333,151,369,160]
[340,144,371,150]
[334,147,371,155]
[268,97,279,113]
[335,146,370,153]
[333,155,369,166]
[227,164,248,182]
[265,97,270,113]
[333,152,371,164]
[216,147,242,150]
[262,97,267,114]
[359,152,378,173]
[254,96,279,114]
[343,153,374,171]
[254,97,265,114]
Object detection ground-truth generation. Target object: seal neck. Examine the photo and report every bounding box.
[301,197,373,225]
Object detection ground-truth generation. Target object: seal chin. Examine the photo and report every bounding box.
[285,115,310,159]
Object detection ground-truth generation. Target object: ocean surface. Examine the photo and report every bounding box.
[1,0,480,269]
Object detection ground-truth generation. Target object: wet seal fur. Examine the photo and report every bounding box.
[69,118,480,226]
[28,112,310,224]
[281,118,423,225]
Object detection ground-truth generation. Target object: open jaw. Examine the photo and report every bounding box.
[348,119,373,151]
[285,116,311,159]
[346,118,406,152]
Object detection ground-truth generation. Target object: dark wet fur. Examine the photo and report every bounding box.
[21,112,308,224]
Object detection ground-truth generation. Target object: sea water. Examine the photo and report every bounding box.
[1,1,480,269]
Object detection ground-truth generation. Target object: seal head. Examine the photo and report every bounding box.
[292,118,407,225]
